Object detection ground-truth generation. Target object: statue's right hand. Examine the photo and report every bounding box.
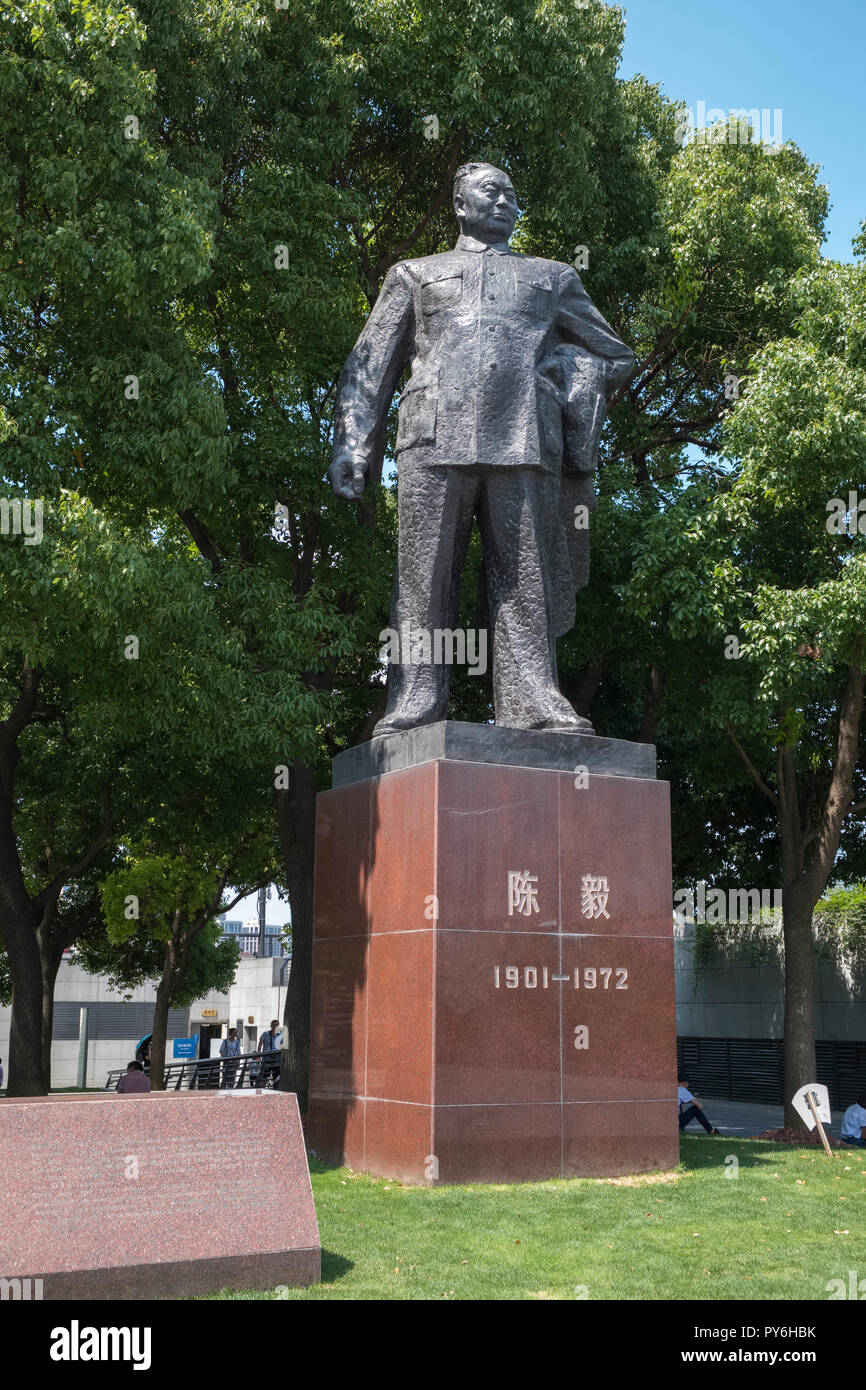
[328,451,368,500]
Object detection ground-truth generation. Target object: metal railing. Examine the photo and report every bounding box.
[104,1050,281,1092]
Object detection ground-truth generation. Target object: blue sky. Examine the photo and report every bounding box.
[620,0,864,263]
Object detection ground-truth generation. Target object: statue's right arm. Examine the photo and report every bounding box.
[330,263,415,499]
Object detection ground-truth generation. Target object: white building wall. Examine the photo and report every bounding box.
[228,958,289,1052]
[0,953,290,1091]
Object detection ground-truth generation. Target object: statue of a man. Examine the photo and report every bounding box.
[329,162,634,736]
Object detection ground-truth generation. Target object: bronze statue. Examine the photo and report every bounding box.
[329,163,634,736]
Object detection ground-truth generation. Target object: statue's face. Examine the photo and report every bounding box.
[455,167,519,242]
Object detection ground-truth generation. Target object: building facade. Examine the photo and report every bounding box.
[0,952,290,1091]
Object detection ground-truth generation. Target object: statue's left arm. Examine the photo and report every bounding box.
[556,265,635,395]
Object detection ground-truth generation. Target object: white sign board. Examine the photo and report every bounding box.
[791,1082,831,1130]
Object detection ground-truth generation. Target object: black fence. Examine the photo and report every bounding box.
[677,1036,866,1110]
[104,1050,280,1092]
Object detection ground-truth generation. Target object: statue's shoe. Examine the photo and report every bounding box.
[526,715,596,735]
[522,717,594,739]
[502,690,596,736]
[371,711,444,738]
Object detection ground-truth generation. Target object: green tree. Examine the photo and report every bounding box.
[75,915,241,1010]
[100,833,277,1088]
[628,250,866,1123]
[0,1,332,1094]
[0,494,266,1093]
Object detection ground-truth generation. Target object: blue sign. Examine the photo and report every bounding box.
[172,1036,198,1059]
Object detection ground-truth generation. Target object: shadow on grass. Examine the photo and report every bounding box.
[321,1249,353,1283]
[679,1133,837,1172]
[308,1155,342,1176]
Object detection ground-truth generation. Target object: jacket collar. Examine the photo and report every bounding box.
[455,233,514,255]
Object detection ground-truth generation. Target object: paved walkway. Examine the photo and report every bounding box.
[687,1095,849,1139]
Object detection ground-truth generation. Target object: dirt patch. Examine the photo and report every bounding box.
[598,1170,681,1186]
[753,1127,842,1146]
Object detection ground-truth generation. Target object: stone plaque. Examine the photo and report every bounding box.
[0,1090,320,1298]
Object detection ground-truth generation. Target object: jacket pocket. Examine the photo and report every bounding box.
[420,268,463,315]
[397,367,439,451]
[517,275,553,320]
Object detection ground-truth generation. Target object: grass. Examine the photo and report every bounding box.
[210,1136,866,1300]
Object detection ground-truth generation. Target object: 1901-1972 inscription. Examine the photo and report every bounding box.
[493,965,628,989]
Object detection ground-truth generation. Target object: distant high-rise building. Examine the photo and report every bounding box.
[217,914,288,958]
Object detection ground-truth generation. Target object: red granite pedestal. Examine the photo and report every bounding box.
[308,746,678,1184]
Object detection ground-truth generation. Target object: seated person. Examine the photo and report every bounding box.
[840,1096,866,1147]
[117,1060,151,1093]
[678,1077,720,1134]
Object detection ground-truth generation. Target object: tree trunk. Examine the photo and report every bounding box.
[781,886,816,1128]
[149,943,174,1092]
[777,669,863,1125]
[276,761,317,1113]
[0,774,46,1094]
[34,900,66,1092]
[4,922,46,1096]
[571,655,605,719]
[636,664,665,744]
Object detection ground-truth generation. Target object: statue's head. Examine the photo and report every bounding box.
[453,163,519,244]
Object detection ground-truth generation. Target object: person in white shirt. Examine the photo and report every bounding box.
[678,1077,720,1134]
[257,1019,283,1087]
[840,1097,866,1147]
[219,1028,242,1089]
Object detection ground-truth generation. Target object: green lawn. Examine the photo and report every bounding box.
[214,1137,865,1300]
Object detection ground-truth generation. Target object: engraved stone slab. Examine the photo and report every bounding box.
[332,720,656,788]
[0,1090,320,1298]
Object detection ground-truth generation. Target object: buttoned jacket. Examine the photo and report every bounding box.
[333,233,634,477]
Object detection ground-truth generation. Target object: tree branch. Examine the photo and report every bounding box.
[0,661,40,745]
[178,508,223,575]
[725,722,778,807]
[34,785,113,908]
[370,142,464,284]
[804,664,865,903]
[221,876,272,917]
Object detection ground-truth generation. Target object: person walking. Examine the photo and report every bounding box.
[258,1019,282,1087]
[219,1028,241,1089]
